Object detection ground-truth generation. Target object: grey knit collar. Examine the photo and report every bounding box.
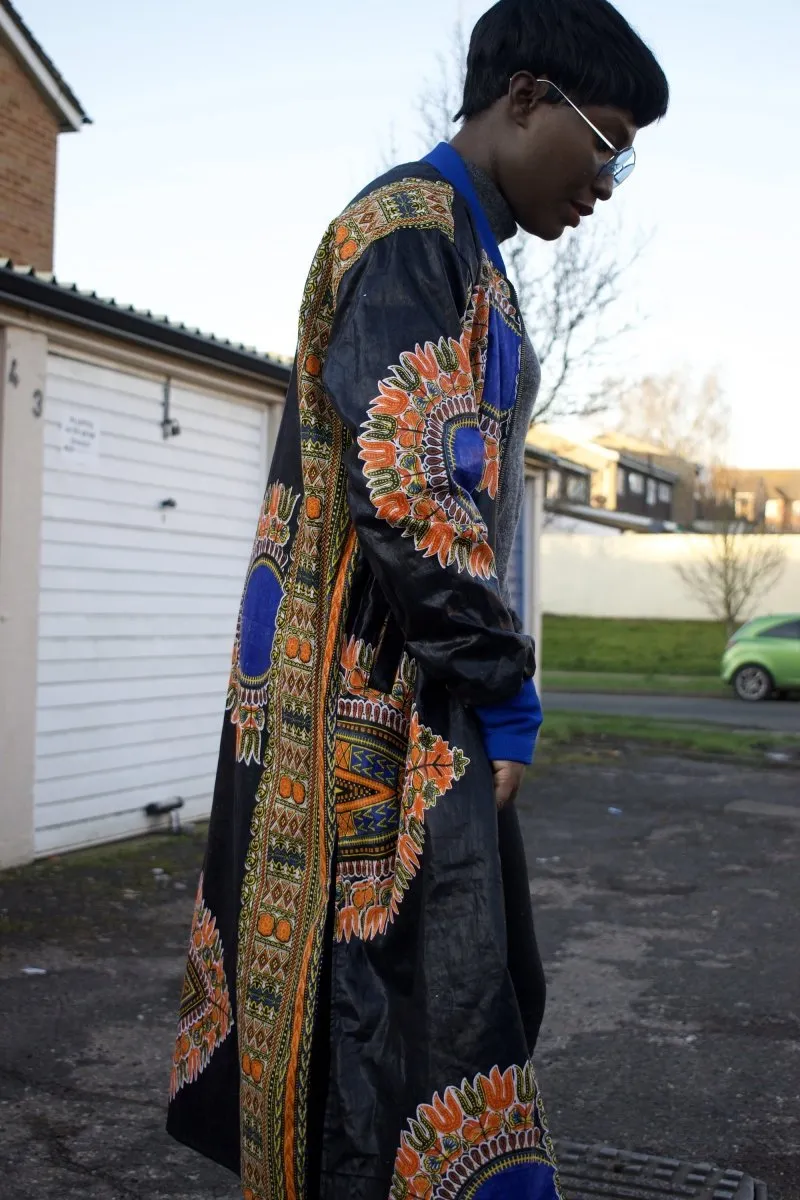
[463,160,518,248]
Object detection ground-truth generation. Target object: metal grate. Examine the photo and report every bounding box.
[554,1140,767,1200]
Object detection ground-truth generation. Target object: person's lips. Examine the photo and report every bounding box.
[566,200,597,225]
[569,200,595,223]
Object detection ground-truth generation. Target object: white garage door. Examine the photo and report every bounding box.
[34,354,273,856]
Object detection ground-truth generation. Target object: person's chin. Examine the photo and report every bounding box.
[518,214,567,241]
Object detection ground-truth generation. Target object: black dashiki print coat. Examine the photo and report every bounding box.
[166,147,562,1200]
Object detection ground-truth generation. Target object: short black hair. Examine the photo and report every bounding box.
[456,0,669,128]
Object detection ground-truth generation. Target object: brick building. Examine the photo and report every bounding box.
[0,0,89,270]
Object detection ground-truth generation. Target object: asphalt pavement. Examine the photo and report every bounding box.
[544,690,800,733]
[2,753,799,1198]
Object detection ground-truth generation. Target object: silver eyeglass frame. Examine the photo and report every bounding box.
[533,78,636,188]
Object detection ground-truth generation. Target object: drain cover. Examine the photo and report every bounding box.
[553,1140,767,1200]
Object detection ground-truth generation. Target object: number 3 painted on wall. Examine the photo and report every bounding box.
[32,389,44,418]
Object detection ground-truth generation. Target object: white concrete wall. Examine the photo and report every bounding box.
[0,326,47,867]
[541,533,800,620]
[523,472,544,691]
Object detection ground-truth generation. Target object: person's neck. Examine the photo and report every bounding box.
[450,118,500,186]
[448,121,517,246]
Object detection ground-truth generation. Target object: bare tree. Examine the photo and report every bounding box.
[676,526,787,636]
[509,223,647,421]
[411,22,648,422]
[415,22,469,149]
[607,371,731,465]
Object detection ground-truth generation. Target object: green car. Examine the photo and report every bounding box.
[722,614,800,701]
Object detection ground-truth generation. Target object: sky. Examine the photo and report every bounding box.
[17,0,800,467]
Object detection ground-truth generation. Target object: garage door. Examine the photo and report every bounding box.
[34,354,274,855]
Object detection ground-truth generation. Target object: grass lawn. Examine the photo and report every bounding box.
[538,710,800,763]
[542,615,727,677]
[542,670,729,697]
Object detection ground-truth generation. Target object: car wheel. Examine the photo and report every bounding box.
[733,664,774,702]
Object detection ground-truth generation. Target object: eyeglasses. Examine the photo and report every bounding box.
[535,79,636,189]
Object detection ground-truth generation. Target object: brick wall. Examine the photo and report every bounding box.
[0,39,59,271]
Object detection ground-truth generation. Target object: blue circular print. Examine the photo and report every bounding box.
[462,1157,557,1199]
[448,422,485,495]
[238,556,283,687]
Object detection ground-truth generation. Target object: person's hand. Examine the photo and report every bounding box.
[491,760,526,810]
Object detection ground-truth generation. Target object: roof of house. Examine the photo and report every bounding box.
[527,426,618,465]
[616,452,678,485]
[595,430,670,457]
[546,499,678,533]
[0,0,90,130]
[0,259,292,386]
[525,444,592,476]
[718,468,800,500]
[527,427,679,483]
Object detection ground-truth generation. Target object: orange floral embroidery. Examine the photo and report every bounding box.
[420,1088,463,1136]
[170,874,232,1100]
[391,1063,561,1200]
[358,334,496,579]
[255,481,294,546]
[335,703,468,943]
[483,1063,516,1110]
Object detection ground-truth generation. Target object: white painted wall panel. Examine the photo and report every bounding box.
[36,712,222,760]
[541,533,800,620]
[33,354,276,854]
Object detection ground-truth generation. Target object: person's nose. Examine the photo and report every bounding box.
[593,169,614,203]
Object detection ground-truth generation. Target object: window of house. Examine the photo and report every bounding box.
[628,472,644,495]
[566,475,587,502]
[646,479,657,506]
[759,621,800,640]
[658,483,671,504]
[734,491,753,518]
[616,469,626,496]
[546,469,561,500]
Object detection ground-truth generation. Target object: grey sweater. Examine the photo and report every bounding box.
[465,163,541,607]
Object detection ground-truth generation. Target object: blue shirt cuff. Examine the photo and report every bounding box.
[474,676,543,765]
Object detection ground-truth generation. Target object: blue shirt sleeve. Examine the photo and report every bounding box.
[474,676,543,765]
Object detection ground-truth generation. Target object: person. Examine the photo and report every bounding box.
[166,1,668,1196]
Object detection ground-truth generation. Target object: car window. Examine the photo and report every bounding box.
[735,619,759,637]
[758,620,800,640]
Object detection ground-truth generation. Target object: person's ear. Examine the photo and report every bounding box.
[507,73,550,127]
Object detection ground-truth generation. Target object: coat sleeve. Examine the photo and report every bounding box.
[322,222,535,709]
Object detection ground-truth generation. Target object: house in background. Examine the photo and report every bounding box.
[526,425,679,532]
[0,3,290,867]
[712,468,800,533]
[593,431,701,528]
[537,447,592,508]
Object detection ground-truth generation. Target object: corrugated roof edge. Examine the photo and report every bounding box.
[0,0,91,125]
[0,259,292,386]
